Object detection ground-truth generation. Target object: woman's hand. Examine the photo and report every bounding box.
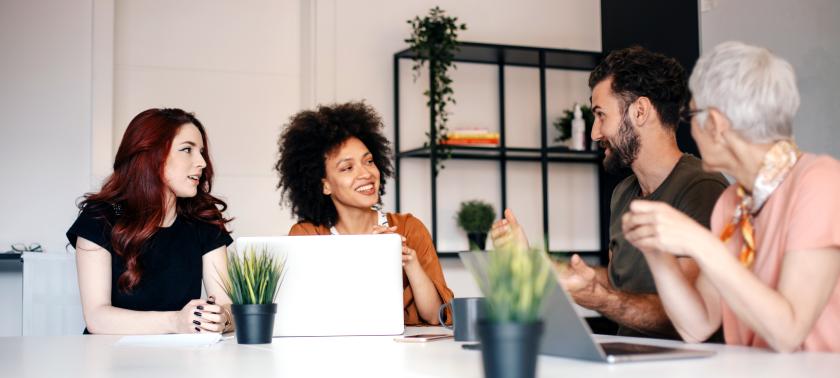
[371,225,420,270]
[371,225,397,235]
[621,200,709,258]
[402,244,422,270]
[174,296,228,333]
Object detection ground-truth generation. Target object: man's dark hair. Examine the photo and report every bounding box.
[275,102,393,228]
[589,46,689,129]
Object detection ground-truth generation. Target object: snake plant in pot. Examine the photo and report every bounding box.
[223,245,286,344]
[475,243,553,378]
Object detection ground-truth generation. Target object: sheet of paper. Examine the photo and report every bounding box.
[115,333,223,348]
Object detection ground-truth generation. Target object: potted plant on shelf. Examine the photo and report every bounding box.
[405,6,467,175]
[476,243,553,378]
[456,200,496,251]
[223,245,286,344]
[552,103,595,150]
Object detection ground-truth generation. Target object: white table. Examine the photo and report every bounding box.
[1,327,837,378]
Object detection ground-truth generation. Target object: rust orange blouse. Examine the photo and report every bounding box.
[288,212,455,325]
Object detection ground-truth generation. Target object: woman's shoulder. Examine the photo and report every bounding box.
[387,212,432,240]
[289,221,330,235]
[181,216,230,236]
[387,212,425,228]
[79,201,120,221]
[169,216,231,255]
[792,154,840,184]
[67,201,118,250]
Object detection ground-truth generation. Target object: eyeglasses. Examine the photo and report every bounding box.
[680,108,707,124]
[11,243,43,253]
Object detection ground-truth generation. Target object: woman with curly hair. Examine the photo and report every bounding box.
[275,102,454,325]
[67,108,234,334]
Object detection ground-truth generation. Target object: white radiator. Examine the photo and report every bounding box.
[22,252,85,335]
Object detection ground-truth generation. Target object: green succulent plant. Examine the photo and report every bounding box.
[456,200,496,234]
[223,245,286,305]
[479,244,553,323]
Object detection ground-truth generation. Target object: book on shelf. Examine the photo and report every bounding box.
[440,127,500,146]
[440,138,499,146]
[445,128,498,139]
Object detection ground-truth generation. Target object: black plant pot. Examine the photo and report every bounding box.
[467,232,488,251]
[477,320,544,378]
[231,303,277,344]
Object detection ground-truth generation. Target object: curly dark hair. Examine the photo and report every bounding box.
[275,102,393,227]
[588,46,688,129]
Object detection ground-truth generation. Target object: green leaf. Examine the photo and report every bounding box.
[478,245,554,323]
[406,6,467,175]
[224,244,287,305]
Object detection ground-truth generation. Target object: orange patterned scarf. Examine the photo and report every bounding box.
[719,140,800,267]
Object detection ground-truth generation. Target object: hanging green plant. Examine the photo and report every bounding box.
[406,6,467,175]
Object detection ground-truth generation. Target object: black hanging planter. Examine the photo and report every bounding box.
[231,303,277,344]
[467,232,488,251]
[477,320,544,378]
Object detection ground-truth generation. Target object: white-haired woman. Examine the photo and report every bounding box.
[621,41,840,352]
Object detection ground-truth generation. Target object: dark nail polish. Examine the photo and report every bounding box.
[194,311,202,317]
[193,320,201,325]
[207,299,215,305]
[197,305,204,310]
[195,327,200,332]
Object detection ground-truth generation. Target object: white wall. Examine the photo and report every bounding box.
[112,0,302,237]
[304,0,602,255]
[0,0,95,254]
[0,0,101,336]
[700,0,840,158]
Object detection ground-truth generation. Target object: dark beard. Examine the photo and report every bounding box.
[602,112,641,174]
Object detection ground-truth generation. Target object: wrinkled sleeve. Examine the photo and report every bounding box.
[288,222,319,236]
[199,223,232,255]
[404,214,455,324]
[66,209,112,253]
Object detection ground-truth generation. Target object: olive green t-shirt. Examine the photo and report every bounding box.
[608,154,728,338]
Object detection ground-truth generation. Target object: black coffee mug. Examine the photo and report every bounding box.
[438,297,485,342]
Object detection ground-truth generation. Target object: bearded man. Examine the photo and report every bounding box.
[492,46,727,339]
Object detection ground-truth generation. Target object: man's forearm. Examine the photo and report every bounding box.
[573,268,678,338]
[598,290,678,338]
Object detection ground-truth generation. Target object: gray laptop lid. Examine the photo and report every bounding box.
[460,252,714,363]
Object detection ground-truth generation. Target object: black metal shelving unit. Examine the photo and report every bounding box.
[393,42,607,262]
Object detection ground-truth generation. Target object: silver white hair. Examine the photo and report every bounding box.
[689,41,799,143]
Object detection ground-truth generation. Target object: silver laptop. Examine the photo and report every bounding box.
[235,235,404,337]
[460,252,715,363]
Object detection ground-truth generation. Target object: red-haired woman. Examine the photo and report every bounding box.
[67,108,233,334]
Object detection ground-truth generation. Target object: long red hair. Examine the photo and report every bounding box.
[80,108,230,292]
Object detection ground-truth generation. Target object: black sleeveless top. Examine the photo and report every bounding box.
[67,206,231,333]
